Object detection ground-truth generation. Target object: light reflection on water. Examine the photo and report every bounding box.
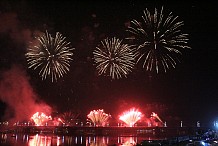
[0,133,152,146]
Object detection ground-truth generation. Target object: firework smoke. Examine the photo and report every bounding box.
[0,12,32,45]
[0,65,51,124]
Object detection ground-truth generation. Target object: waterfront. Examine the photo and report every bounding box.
[0,126,208,146]
[0,133,161,146]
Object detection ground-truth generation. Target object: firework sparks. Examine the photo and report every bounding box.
[151,112,163,123]
[58,111,80,126]
[26,31,74,82]
[87,109,111,127]
[31,112,52,126]
[93,37,135,80]
[149,112,164,127]
[126,6,191,73]
[119,108,142,127]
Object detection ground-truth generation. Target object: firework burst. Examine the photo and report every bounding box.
[58,111,80,126]
[126,6,191,73]
[26,31,74,82]
[31,112,52,126]
[93,37,135,80]
[87,109,111,127]
[119,108,142,127]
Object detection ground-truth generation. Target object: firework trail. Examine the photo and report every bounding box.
[119,108,142,127]
[126,6,191,73]
[87,109,111,127]
[26,30,74,82]
[93,37,135,80]
[151,112,163,123]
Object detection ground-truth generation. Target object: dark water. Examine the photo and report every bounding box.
[0,133,164,146]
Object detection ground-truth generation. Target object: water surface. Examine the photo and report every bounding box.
[0,133,163,146]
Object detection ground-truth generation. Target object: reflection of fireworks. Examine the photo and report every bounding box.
[119,108,142,127]
[88,137,108,146]
[93,37,135,79]
[29,134,52,146]
[26,31,74,82]
[31,112,52,126]
[122,137,137,145]
[87,109,111,127]
[126,6,191,73]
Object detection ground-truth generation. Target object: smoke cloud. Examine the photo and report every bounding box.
[0,65,51,124]
[0,12,32,45]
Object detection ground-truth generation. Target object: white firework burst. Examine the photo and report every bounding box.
[93,37,136,79]
[26,31,74,82]
[127,6,191,73]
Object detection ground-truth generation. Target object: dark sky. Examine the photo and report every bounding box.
[0,0,218,127]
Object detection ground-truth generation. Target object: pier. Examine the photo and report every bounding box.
[1,125,207,137]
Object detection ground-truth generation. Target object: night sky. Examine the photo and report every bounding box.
[0,0,218,127]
